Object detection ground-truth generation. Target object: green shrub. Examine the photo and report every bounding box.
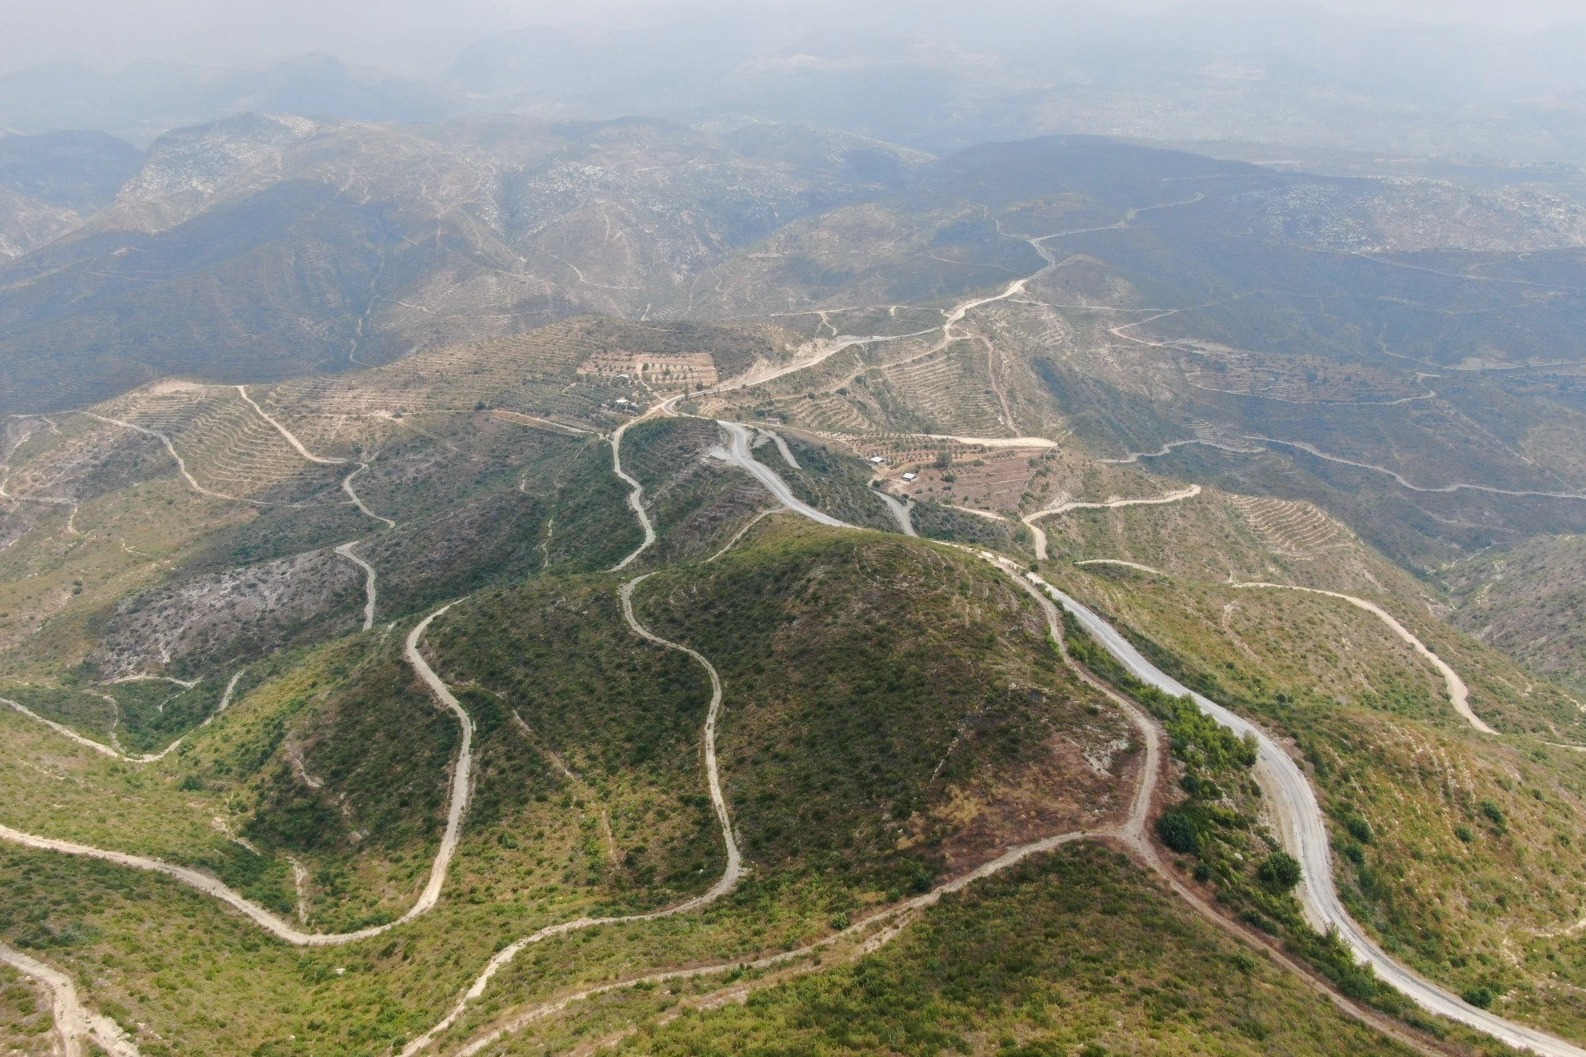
[1479,800,1506,830]
[1345,816,1373,844]
[1257,852,1302,893]
[1462,985,1497,1009]
[1337,970,1378,1001]
[1455,824,1475,843]
[1157,812,1200,854]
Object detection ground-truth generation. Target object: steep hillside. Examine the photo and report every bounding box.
[0,114,916,415]
[1042,550,1586,1040]
[611,845,1420,1057]
[0,130,142,212]
[1446,535,1586,695]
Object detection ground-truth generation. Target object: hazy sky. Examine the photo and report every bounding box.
[4,0,1584,76]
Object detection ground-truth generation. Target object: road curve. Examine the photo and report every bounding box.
[619,574,743,896]
[340,464,396,528]
[77,411,259,506]
[336,541,378,631]
[0,604,476,947]
[714,422,846,527]
[759,428,801,469]
[1064,565,1492,733]
[874,490,917,536]
[239,385,395,527]
[1028,573,1586,1057]
[1230,582,1493,735]
[3,669,247,764]
[1074,558,1166,576]
[0,942,140,1056]
[1023,484,1202,560]
[402,602,476,922]
[398,574,743,1055]
[609,418,657,571]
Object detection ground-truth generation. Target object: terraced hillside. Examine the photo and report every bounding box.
[649,138,1586,585]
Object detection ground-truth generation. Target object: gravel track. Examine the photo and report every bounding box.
[1230,581,1493,734]
[1023,484,1201,560]
[609,417,656,571]
[2,668,246,764]
[0,942,140,1057]
[335,541,378,631]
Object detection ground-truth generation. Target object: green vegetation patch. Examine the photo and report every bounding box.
[1056,566,1586,1038]
[0,962,56,1055]
[910,498,1033,555]
[432,575,724,908]
[242,652,454,849]
[613,843,1418,1057]
[635,520,1091,892]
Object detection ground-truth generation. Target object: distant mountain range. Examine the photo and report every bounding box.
[7,1,1586,163]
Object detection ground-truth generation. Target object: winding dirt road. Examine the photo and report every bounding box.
[758,428,800,469]
[1230,581,1493,735]
[619,575,742,893]
[1250,436,1586,503]
[609,418,657,571]
[78,411,259,506]
[1023,484,1202,560]
[402,603,476,922]
[336,541,378,632]
[0,603,476,947]
[0,942,140,1057]
[660,193,1206,435]
[238,385,395,527]
[1064,563,1489,733]
[874,490,916,536]
[398,573,743,1055]
[3,669,246,764]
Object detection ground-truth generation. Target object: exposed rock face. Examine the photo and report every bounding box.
[92,548,361,677]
